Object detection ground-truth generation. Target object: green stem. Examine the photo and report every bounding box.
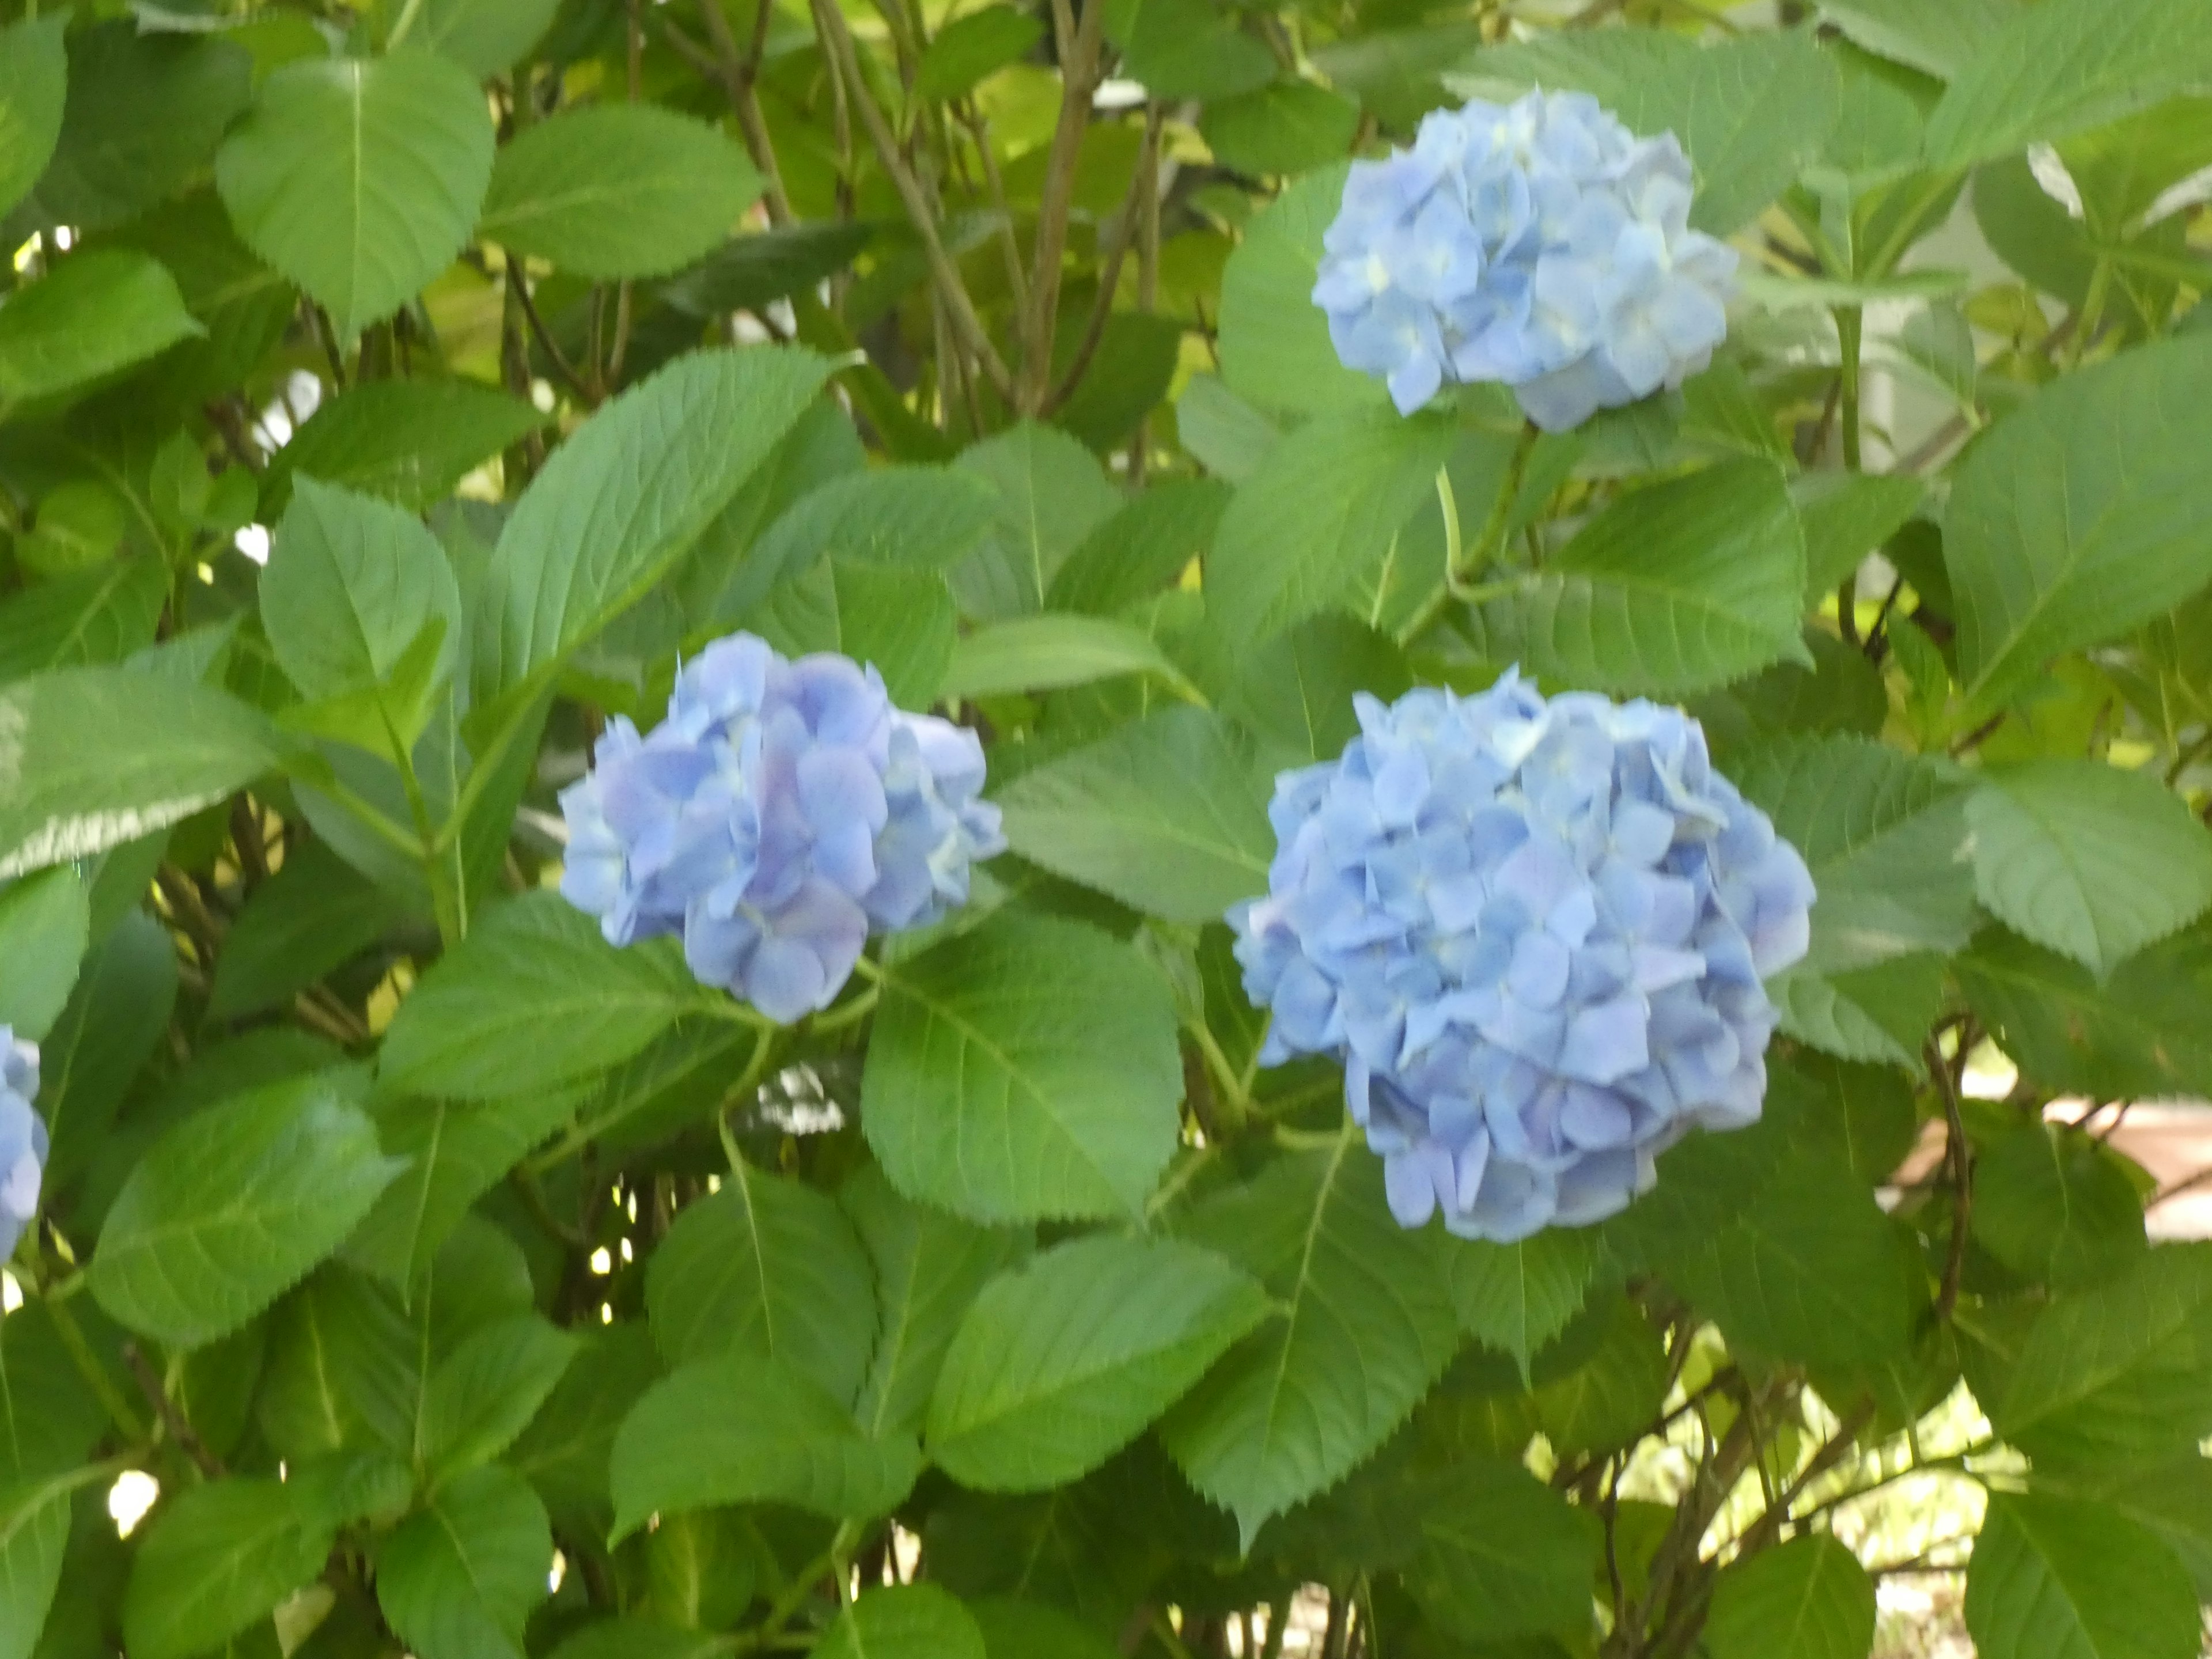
[391,728,465,946]
[1452,422,1539,592]
[46,1293,147,1445]
[1835,304,1863,472]
[1399,422,1540,643]
[2067,258,2111,369]
[1186,1019,1252,1132]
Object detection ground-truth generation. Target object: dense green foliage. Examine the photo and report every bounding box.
[5,0,2212,1656]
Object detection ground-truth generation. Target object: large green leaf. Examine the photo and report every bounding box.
[842,1165,1028,1441]
[1404,1457,1600,1640]
[1444,1230,1599,1382]
[1462,461,1807,698]
[610,1353,923,1537]
[809,1586,987,1659]
[752,556,956,710]
[1957,929,2212,1100]
[994,707,1271,924]
[724,466,997,619]
[861,912,1181,1224]
[1161,1135,1462,1545]
[0,251,201,413]
[1964,1492,2200,1659]
[1048,478,1230,617]
[1703,1535,1877,1659]
[376,1464,550,1659]
[1207,405,1457,645]
[645,1160,878,1399]
[121,1479,334,1659]
[481,104,763,281]
[472,347,831,703]
[419,1315,579,1481]
[1983,1244,2212,1469]
[0,16,64,221]
[0,558,167,684]
[1966,760,2212,976]
[0,665,283,882]
[92,1070,405,1348]
[377,892,711,1102]
[1922,0,2212,171]
[1973,1123,2146,1291]
[1945,335,2212,718]
[408,0,561,76]
[949,424,1123,620]
[507,1323,659,1529]
[926,1235,1270,1492]
[207,840,398,1021]
[1817,0,2012,79]
[36,910,177,1186]
[941,616,1191,703]
[1217,163,1387,418]
[0,865,86,1041]
[262,378,548,516]
[215,52,494,338]
[1226,613,1411,771]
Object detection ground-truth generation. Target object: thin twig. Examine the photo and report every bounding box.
[694,0,794,224]
[1930,1041,1972,1320]
[122,1342,224,1478]
[1020,0,1107,410]
[1044,104,1162,414]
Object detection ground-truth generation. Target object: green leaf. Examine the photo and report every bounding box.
[21,26,249,232]
[949,423,1123,620]
[1207,406,1457,645]
[916,7,1044,100]
[0,664,285,882]
[482,104,763,281]
[377,892,710,1101]
[509,1322,660,1528]
[1957,929,2212,1100]
[36,910,177,1187]
[0,251,202,413]
[1404,1457,1600,1641]
[1047,478,1229,616]
[1608,1116,1921,1368]
[809,1586,986,1659]
[409,0,560,76]
[753,556,956,711]
[0,559,167,684]
[376,1464,551,1659]
[1817,0,2012,79]
[1983,1243,2212,1469]
[842,1166,1027,1441]
[1965,1491,2200,1659]
[260,478,463,743]
[1923,0,2212,171]
[215,52,495,339]
[994,707,1270,925]
[968,1599,1124,1659]
[421,1315,579,1480]
[1967,760,2212,976]
[926,1234,1270,1493]
[658,221,876,319]
[472,347,831,704]
[1101,0,1274,101]
[1703,1535,1876,1659]
[1226,614,1412,771]
[121,1479,333,1659]
[611,1352,923,1537]
[1946,335,2212,718]
[261,378,548,516]
[726,467,997,620]
[346,1088,582,1290]
[862,911,1181,1224]
[1974,1122,2146,1290]
[1462,461,1807,698]
[1200,81,1360,179]
[1765,1051,1921,1188]
[551,1622,732,1659]
[1161,1135,1462,1545]
[92,1070,404,1348]
[0,866,86,1041]
[1217,164,1387,418]
[0,17,66,221]
[1794,471,1925,601]
[646,1159,878,1399]
[1733,736,1975,975]
[1444,1230,1599,1382]
[207,839,397,1021]
[1532,1294,1668,1456]
[942,615,1193,703]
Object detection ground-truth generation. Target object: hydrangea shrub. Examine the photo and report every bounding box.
[5,4,2212,1659]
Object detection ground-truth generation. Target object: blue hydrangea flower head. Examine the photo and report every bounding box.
[1228,672,1813,1242]
[0,1027,44,1264]
[1312,90,1738,430]
[560,633,1005,1023]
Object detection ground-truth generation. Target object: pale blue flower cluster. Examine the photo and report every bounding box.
[560,634,1004,1023]
[1229,673,1813,1242]
[1312,90,1738,430]
[0,1028,44,1264]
